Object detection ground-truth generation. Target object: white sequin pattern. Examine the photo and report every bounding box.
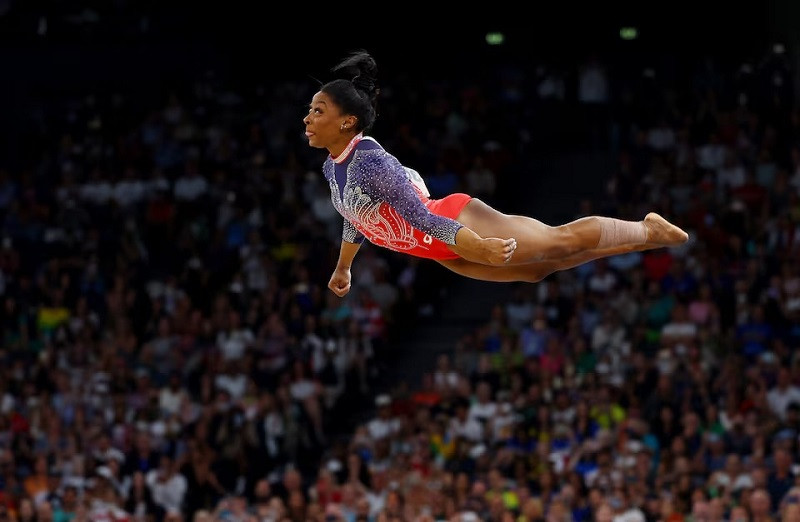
[323,147,462,249]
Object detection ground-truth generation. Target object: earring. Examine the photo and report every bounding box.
[340,123,347,130]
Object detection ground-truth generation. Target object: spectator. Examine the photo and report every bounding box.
[767,368,800,421]
[767,448,795,510]
[145,455,187,517]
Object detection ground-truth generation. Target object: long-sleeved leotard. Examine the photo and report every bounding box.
[322,133,471,260]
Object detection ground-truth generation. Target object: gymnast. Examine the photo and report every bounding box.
[302,51,688,297]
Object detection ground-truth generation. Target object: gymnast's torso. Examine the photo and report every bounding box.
[322,133,468,260]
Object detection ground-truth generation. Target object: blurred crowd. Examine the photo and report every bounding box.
[0,26,507,522]
[322,47,800,521]
[1,12,800,522]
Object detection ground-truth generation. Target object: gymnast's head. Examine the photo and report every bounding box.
[303,50,380,151]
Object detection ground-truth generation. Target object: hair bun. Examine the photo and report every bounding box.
[352,75,376,93]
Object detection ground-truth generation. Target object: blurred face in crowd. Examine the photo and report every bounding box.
[455,403,468,421]
[784,503,800,522]
[594,502,613,522]
[356,497,370,517]
[287,490,305,519]
[643,495,661,516]
[254,478,271,501]
[385,490,403,514]
[751,467,768,488]
[691,500,710,521]
[192,511,212,522]
[750,488,770,518]
[476,382,491,403]
[158,455,173,477]
[775,448,792,474]
[786,405,800,425]
[34,455,47,476]
[135,430,151,453]
[587,488,603,510]
[597,450,612,470]
[132,471,146,489]
[284,469,302,492]
[36,502,53,521]
[520,498,543,520]
[729,505,748,522]
[18,499,34,520]
[62,486,78,509]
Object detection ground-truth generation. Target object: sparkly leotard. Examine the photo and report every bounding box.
[323,133,471,260]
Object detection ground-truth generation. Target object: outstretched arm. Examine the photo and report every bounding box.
[329,240,361,297]
[370,153,516,265]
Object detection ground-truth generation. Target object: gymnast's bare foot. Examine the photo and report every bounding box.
[644,212,689,246]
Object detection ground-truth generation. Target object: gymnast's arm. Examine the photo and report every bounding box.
[328,221,364,297]
[367,152,514,265]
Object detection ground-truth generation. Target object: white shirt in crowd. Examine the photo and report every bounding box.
[216,328,255,361]
[578,61,609,104]
[215,373,247,400]
[696,143,727,171]
[367,415,402,441]
[468,401,498,426]
[88,499,130,522]
[490,407,517,443]
[159,387,187,416]
[434,370,460,391]
[614,507,646,522]
[113,178,146,208]
[449,416,484,442]
[717,162,747,196]
[173,173,208,201]
[660,321,698,343]
[588,270,618,294]
[289,379,317,402]
[767,385,800,421]
[146,469,187,515]
[505,301,535,332]
[80,180,114,205]
[647,125,676,151]
[0,392,14,415]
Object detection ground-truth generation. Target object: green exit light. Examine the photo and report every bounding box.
[620,27,638,40]
[486,32,505,45]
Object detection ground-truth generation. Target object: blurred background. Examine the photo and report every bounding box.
[1,2,800,521]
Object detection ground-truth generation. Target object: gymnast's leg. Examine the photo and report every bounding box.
[438,242,654,283]
[437,258,552,283]
[453,199,688,265]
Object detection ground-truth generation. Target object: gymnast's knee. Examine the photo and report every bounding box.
[541,226,582,258]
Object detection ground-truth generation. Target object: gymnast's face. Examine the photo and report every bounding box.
[303,91,355,154]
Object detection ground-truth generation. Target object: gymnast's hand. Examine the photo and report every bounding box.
[451,228,517,266]
[328,267,352,297]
